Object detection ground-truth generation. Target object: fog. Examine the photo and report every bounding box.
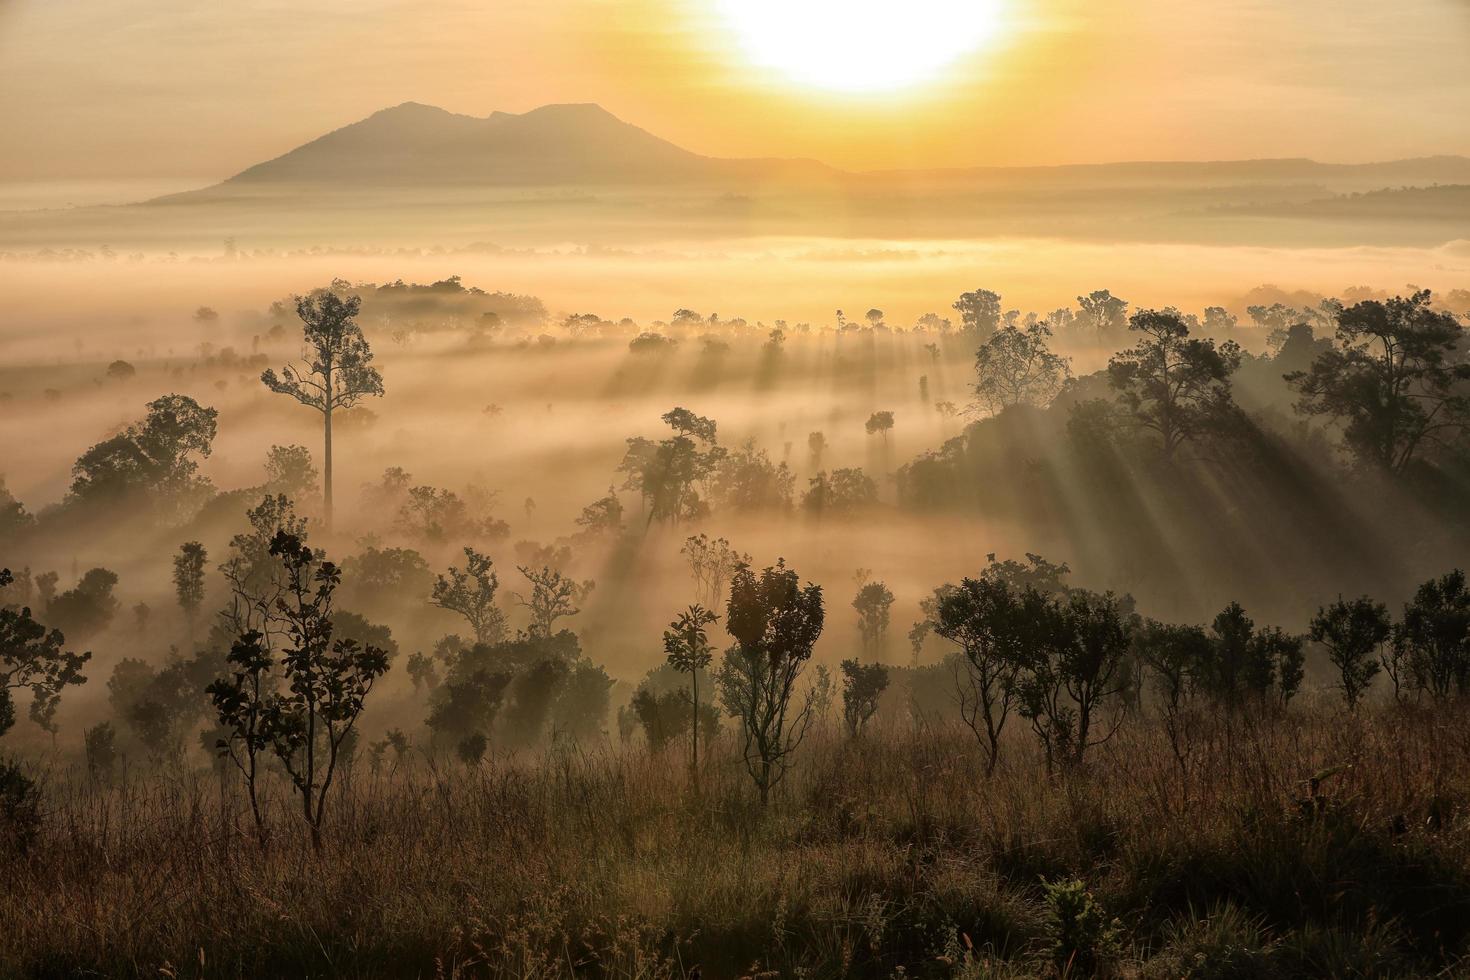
[3,233,1469,758]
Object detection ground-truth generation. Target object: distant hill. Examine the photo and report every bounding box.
[153,101,1470,200]
[154,102,840,198]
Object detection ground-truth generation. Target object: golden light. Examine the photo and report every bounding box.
[712,0,1006,94]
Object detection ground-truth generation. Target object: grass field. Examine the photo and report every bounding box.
[6,701,1470,978]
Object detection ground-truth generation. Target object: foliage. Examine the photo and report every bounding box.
[852,580,894,654]
[431,548,507,644]
[0,568,90,738]
[801,467,878,517]
[717,560,824,804]
[1309,596,1391,710]
[68,394,218,517]
[839,658,889,737]
[973,322,1072,415]
[1287,290,1470,472]
[1107,308,1244,459]
[44,568,118,642]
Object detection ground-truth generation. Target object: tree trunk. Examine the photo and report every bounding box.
[323,401,333,531]
[322,357,334,531]
[690,670,699,781]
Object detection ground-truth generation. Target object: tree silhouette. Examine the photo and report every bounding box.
[717,560,824,805]
[1390,570,1470,700]
[1013,590,1132,771]
[1107,308,1243,459]
[207,532,389,849]
[852,580,894,655]
[514,565,590,637]
[431,548,507,644]
[1309,595,1390,710]
[973,323,1072,415]
[840,658,889,737]
[1286,291,1470,473]
[261,289,385,527]
[1077,290,1129,340]
[0,568,90,739]
[663,604,718,775]
[619,407,726,525]
[865,411,894,443]
[953,288,1002,339]
[69,394,217,517]
[681,534,749,609]
[172,541,207,639]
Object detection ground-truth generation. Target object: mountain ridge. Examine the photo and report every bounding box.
[152,101,1470,202]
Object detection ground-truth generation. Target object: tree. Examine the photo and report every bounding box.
[712,443,795,513]
[717,560,825,805]
[1077,290,1129,339]
[0,569,90,739]
[839,658,889,737]
[263,444,319,501]
[1391,570,1470,701]
[1134,620,1212,780]
[953,288,1002,339]
[207,532,389,849]
[431,548,507,644]
[973,323,1072,415]
[1309,596,1390,710]
[261,289,385,527]
[663,604,718,774]
[934,576,1031,775]
[802,468,879,517]
[682,534,749,609]
[1106,308,1243,459]
[864,411,894,443]
[173,541,207,637]
[1286,291,1470,473]
[514,565,590,637]
[807,431,828,471]
[1014,590,1133,771]
[46,569,118,642]
[69,394,218,517]
[852,580,894,655]
[619,408,726,525]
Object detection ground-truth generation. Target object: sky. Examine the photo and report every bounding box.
[1,0,1468,183]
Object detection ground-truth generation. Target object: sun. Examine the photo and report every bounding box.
[713,0,1005,94]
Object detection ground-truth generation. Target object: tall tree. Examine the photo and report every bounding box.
[261,289,385,528]
[1107,308,1243,459]
[1286,290,1470,473]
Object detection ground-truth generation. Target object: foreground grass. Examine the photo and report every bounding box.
[5,705,1470,978]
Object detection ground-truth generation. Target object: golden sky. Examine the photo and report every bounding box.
[1,0,1468,181]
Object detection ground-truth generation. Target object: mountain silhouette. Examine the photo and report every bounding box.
[176,102,838,193]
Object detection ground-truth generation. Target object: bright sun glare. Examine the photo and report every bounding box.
[714,0,1005,94]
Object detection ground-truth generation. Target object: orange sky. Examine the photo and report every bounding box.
[1,0,1468,182]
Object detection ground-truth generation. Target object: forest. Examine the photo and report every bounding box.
[3,275,1470,978]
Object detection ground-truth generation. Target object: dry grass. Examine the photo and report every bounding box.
[5,703,1470,978]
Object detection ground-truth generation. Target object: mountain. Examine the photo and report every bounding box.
[159,102,839,196]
